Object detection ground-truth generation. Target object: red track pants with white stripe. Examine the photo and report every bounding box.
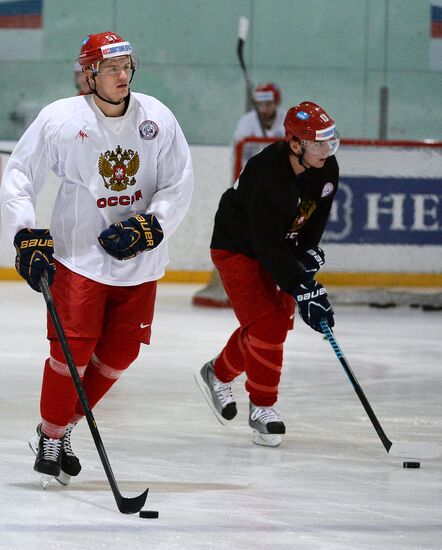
[211,249,295,407]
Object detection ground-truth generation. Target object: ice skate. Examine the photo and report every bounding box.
[60,423,82,478]
[30,425,62,488]
[249,401,286,447]
[194,358,237,424]
[192,270,230,308]
[29,423,81,488]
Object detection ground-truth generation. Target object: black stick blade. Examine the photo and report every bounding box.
[117,488,149,514]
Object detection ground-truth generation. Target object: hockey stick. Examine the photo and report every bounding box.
[39,275,149,514]
[237,16,268,137]
[320,320,441,460]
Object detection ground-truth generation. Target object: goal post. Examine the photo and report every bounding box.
[234,137,442,307]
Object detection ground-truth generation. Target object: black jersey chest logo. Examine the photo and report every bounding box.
[287,199,317,234]
[98,145,140,192]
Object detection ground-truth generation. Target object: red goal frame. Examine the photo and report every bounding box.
[233,137,442,181]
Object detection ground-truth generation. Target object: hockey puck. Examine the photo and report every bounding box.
[403,461,420,468]
[139,510,159,519]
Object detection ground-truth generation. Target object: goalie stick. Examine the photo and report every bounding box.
[237,16,268,137]
[320,320,441,460]
[39,274,149,514]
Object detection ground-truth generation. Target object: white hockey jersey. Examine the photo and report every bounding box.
[231,108,286,171]
[0,92,194,286]
[232,107,286,142]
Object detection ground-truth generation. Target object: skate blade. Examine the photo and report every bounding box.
[29,436,39,455]
[37,471,71,488]
[40,474,53,489]
[251,430,282,447]
[193,371,228,426]
[56,471,71,486]
[30,437,71,487]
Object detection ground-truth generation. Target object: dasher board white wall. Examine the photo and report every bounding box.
[1,143,441,275]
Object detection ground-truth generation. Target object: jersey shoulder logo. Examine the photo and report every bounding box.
[139,120,159,140]
[98,145,140,192]
[321,182,334,198]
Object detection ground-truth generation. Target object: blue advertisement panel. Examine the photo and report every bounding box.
[323,177,442,245]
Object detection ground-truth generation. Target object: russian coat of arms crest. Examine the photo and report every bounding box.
[98,145,140,192]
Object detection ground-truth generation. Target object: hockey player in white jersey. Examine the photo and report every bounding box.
[0,31,193,486]
[192,83,285,308]
[233,82,286,151]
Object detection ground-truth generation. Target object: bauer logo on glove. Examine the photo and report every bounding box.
[14,228,56,292]
[133,214,156,247]
[98,213,164,261]
[17,236,53,249]
[295,285,327,302]
[293,280,334,333]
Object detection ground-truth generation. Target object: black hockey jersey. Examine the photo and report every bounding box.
[211,141,339,294]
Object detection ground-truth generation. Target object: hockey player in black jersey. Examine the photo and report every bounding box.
[195,101,339,446]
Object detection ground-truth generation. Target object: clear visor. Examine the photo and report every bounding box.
[93,53,138,76]
[301,130,340,157]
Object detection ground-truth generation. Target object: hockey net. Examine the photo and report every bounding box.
[234,137,442,308]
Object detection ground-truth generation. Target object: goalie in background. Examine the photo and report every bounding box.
[192,82,286,308]
[0,31,193,485]
[195,101,338,447]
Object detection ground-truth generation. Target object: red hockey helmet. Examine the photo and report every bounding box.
[78,31,133,69]
[253,83,281,105]
[284,101,336,142]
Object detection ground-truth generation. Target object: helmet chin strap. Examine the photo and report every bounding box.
[298,149,310,169]
[94,89,129,105]
[87,71,135,106]
[290,140,309,169]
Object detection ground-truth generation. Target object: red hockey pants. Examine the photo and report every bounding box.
[40,261,157,438]
[211,249,295,407]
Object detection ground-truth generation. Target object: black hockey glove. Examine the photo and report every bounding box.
[295,246,325,282]
[14,228,55,292]
[293,280,334,333]
[98,213,164,261]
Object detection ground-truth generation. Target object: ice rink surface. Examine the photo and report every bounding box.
[0,281,441,550]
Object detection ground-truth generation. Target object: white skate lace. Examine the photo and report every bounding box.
[63,425,75,457]
[212,377,235,406]
[250,406,282,424]
[43,437,62,461]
